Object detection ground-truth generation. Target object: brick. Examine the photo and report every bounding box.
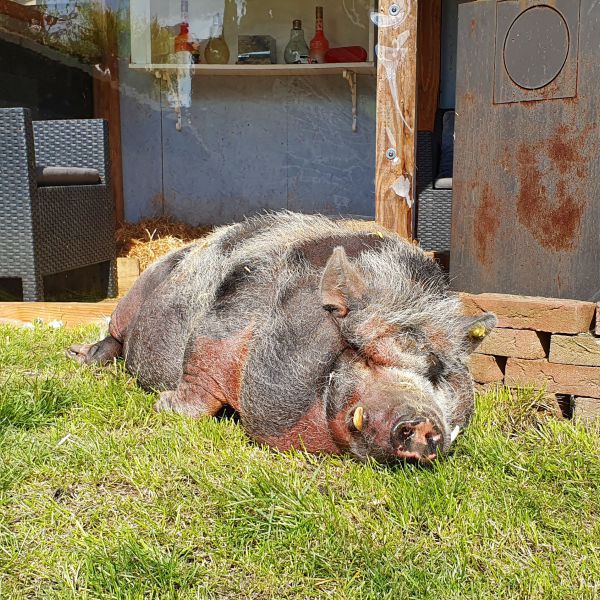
[477,328,547,359]
[460,293,595,334]
[549,334,600,367]
[469,354,504,384]
[572,397,600,422]
[505,358,600,397]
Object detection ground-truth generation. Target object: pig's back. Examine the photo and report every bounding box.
[117,213,426,393]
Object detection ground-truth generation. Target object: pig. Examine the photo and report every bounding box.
[68,212,496,464]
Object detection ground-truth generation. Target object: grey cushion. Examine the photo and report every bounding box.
[434,177,453,190]
[36,165,101,186]
[437,111,455,179]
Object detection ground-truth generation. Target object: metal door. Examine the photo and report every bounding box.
[450,0,600,301]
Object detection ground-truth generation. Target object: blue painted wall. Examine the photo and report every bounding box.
[119,67,376,225]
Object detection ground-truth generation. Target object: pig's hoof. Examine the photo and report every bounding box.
[66,336,122,365]
[154,391,176,413]
[154,391,215,418]
[66,343,95,364]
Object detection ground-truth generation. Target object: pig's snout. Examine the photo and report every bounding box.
[390,418,443,462]
[348,397,446,464]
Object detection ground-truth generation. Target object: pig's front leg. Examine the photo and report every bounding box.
[154,327,252,419]
[154,387,223,418]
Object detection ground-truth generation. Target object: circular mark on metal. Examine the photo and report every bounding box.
[504,6,569,90]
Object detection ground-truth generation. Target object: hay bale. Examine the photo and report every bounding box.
[116,218,212,272]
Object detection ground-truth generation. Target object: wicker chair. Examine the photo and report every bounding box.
[415,111,455,252]
[0,107,116,301]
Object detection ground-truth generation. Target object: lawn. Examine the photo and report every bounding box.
[0,324,598,599]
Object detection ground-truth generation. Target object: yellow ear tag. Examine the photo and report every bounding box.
[469,323,487,339]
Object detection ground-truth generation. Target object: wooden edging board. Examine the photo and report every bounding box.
[0,301,118,327]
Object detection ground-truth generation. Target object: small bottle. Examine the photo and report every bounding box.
[284,20,310,64]
[204,13,230,64]
[309,6,329,64]
[174,21,193,64]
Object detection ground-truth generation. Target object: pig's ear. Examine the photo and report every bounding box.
[320,247,367,318]
[463,312,497,352]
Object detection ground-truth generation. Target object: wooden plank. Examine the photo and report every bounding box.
[417,0,441,131]
[117,257,140,296]
[129,63,376,76]
[368,0,376,62]
[0,302,117,327]
[424,250,450,272]
[375,0,419,239]
[93,5,124,225]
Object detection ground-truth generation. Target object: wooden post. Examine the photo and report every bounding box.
[93,3,125,226]
[417,0,441,132]
[375,0,419,238]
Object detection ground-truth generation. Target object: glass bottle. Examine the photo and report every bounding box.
[174,21,193,64]
[284,20,310,64]
[204,13,230,65]
[309,7,330,64]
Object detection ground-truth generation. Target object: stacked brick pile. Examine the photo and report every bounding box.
[462,293,600,422]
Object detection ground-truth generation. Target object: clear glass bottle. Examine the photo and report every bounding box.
[204,13,230,65]
[284,20,310,64]
[309,6,330,64]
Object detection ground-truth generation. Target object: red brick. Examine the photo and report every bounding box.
[572,397,600,422]
[549,334,600,367]
[505,358,600,397]
[469,354,504,384]
[460,293,595,334]
[476,328,547,359]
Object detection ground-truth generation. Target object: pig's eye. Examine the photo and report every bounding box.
[427,353,445,385]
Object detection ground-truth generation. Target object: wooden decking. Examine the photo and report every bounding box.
[0,301,118,327]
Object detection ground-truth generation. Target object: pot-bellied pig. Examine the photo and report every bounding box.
[69,212,496,463]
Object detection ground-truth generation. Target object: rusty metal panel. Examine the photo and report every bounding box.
[450,0,600,301]
[495,0,579,104]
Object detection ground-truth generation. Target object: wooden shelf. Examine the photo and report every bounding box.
[129,62,376,77]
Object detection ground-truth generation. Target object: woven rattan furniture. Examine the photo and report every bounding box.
[0,107,116,301]
[415,112,455,252]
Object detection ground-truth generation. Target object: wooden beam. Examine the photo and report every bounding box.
[117,257,140,296]
[375,0,419,238]
[417,0,441,131]
[93,5,125,226]
[0,302,117,327]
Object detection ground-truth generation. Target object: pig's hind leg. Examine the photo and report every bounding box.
[67,335,122,365]
[154,328,251,419]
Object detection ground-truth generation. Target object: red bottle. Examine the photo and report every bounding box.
[309,6,330,63]
[174,22,193,54]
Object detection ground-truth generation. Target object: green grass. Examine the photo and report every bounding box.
[0,324,598,599]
